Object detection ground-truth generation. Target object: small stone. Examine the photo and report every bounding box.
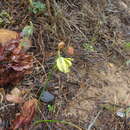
[40,91,55,103]
[116,111,125,118]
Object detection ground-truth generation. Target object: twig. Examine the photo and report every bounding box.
[0,93,3,103]
[37,105,52,129]
[87,110,102,130]
[39,66,55,100]
[46,0,53,20]
[0,103,15,111]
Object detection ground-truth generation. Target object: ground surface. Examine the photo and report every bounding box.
[0,0,130,130]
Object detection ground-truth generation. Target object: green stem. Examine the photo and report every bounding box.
[39,71,52,99]
[34,120,82,130]
[57,50,61,57]
[39,51,60,99]
[39,65,56,99]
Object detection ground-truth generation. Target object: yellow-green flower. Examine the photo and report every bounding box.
[56,56,73,73]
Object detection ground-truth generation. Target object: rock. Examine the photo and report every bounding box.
[116,111,125,118]
[40,91,54,103]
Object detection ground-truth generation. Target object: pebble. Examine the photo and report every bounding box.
[116,111,125,118]
[40,91,55,103]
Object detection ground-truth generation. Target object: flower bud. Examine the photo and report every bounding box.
[58,41,65,49]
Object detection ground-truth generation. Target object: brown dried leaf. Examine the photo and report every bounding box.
[6,88,24,103]
[0,39,33,86]
[12,98,38,129]
[0,29,19,46]
[10,87,22,97]
[6,94,24,104]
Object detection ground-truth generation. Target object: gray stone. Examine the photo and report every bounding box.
[40,91,55,103]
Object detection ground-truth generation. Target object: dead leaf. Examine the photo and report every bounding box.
[0,40,33,86]
[6,88,24,103]
[11,98,38,129]
[0,29,19,46]
[6,94,24,104]
[10,87,21,96]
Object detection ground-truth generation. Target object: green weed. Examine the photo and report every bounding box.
[29,0,46,14]
[0,10,13,26]
[83,43,95,52]
[125,42,130,48]
[47,104,56,112]
[39,42,73,100]
[22,21,34,38]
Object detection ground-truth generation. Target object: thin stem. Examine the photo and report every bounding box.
[39,51,59,99]
[39,65,56,99]
[39,71,53,99]
[57,50,61,57]
[87,110,102,130]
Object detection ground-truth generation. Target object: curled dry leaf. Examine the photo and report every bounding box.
[0,29,33,86]
[11,87,21,96]
[6,94,24,104]
[11,98,38,129]
[6,87,24,103]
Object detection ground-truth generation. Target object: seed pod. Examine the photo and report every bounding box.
[58,41,65,49]
[66,46,74,55]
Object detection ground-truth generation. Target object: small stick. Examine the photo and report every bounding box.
[0,103,15,111]
[87,110,102,130]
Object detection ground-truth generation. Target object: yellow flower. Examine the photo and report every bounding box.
[56,56,73,73]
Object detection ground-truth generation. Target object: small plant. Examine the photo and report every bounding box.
[56,42,73,73]
[29,0,46,14]
[126,60,130,66]
[0,29,33,86]
[83,36,96,52]
[125,42,130,48]
[0,10,13,26]
[21,21,34,38]
[47,104,56,112]
[39,42,73,100]
[20,22,34,50]
[83,43,95,52]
